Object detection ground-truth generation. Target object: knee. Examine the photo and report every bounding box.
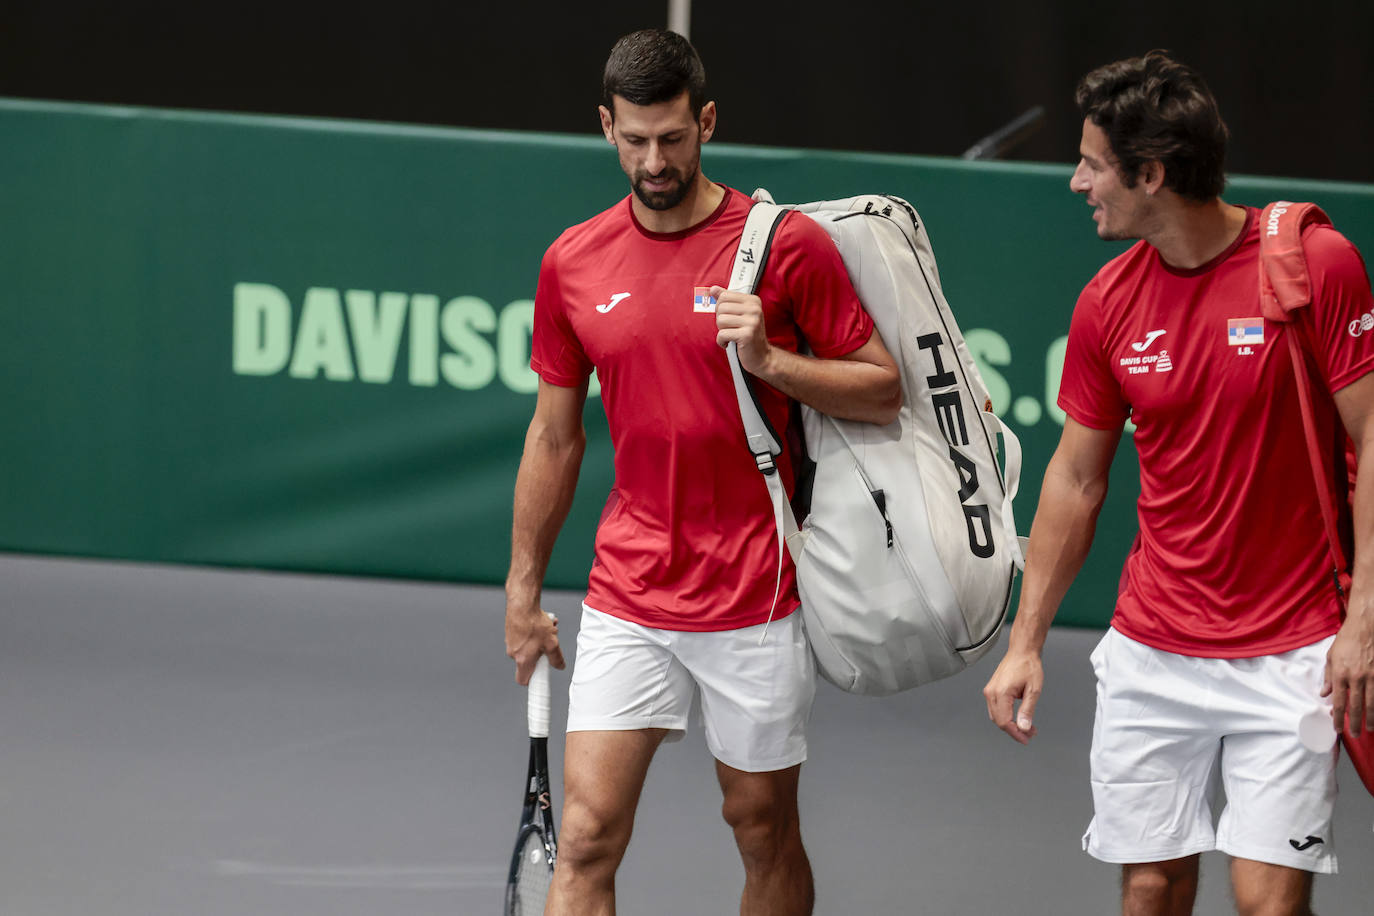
[721,789,797,865]
[1230,860,1314,916]
[556,799,634,876]
[1122,866,1170,899]
[1122,860,1197,908]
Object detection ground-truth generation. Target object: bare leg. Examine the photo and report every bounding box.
[545,729,668,916]
[715,760,812,916]
[1121,856,1200,916]
[1230,858,1314,916]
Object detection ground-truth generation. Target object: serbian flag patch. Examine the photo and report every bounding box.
[693,287,717,313]
[1227,318,1264,346]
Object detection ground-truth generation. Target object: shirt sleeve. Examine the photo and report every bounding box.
[765,211,874,358]
[1305,224,1374,393]
[1057,277,1131,429]
[529,239,593,387]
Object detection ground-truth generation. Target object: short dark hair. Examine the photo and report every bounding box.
[1075,51,1229,201]
[601,29,706,119]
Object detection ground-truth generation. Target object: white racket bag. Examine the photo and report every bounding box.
[727,191,1025,696]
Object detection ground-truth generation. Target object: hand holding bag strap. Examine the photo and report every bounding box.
[725,196,789,469]
[725,196,800,640]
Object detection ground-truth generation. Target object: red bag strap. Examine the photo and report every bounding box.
[1283,326,1353,599]
[1260,201,1352,600]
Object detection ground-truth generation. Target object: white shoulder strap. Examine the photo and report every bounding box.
[726,199,789,467]
[724,196,801,639]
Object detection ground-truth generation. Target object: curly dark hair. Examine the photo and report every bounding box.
[601,29,706,120]
[1075,51,1229,201]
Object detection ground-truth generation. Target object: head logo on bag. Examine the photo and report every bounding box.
[917,331,995,559]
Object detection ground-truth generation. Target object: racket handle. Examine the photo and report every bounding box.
[528,655,552,738]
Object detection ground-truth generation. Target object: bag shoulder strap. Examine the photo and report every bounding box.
[725,195,801,639]
[1259,201,1332,321]
[726,198,791,476]
[1259,200,1351,599]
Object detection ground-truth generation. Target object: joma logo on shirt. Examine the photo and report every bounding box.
[1131,329,1166,352]
[596,292,631,314]
[918,332,995,559]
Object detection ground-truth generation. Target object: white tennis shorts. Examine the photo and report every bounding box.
[566,604,815,773]
[1083,628,1338,874]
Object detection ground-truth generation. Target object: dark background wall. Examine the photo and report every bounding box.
[2,0,1371,184]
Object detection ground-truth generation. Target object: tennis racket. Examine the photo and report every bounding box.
[503,655,557,915]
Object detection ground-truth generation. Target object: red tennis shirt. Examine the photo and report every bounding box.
[531,187,874,631]
[1059,207,1374,656]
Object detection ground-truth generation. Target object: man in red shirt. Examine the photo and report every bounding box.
[504,29,899,916]
[984,52,1374,915]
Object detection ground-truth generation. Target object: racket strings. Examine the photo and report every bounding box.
[512,830,552,915]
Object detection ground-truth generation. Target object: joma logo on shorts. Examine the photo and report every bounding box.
[917,332,995,559]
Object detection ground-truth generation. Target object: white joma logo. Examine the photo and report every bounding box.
[596,292,631,313]
[1131,329,1167,352]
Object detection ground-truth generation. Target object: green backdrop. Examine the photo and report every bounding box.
[3,98,1372,626]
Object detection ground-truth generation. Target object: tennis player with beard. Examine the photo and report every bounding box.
[502,28,899,916]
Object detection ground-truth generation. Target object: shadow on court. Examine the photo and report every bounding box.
[2,553,1370,915]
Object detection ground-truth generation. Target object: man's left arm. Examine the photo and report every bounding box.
[711,287,900,425]
[1329,374,1374,733]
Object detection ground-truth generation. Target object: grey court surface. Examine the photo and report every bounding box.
[2,552,1371,915]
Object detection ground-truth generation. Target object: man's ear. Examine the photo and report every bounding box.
[1140,159,1166,196]
[598,104,615,144]
[698,100,717,144]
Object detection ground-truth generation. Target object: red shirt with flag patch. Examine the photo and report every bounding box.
[530,187,873,631]
[1059,207,1374,656]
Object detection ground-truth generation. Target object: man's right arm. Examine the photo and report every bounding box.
[504,377,589,684]
[983,417,1122,744]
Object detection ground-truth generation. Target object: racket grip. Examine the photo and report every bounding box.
[528,655,552,738]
